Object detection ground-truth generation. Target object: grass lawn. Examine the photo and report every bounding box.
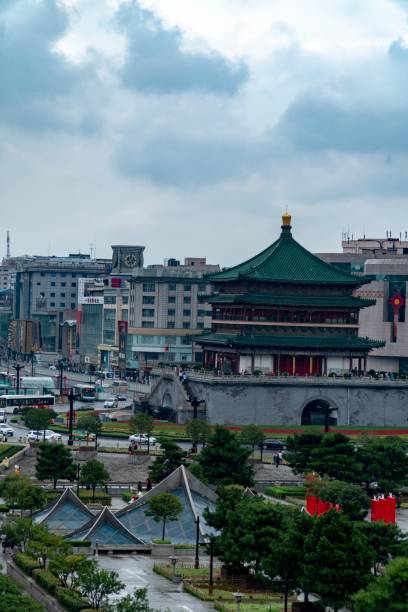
[216,604,283,611]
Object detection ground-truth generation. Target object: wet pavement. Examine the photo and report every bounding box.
[97,554,215,611]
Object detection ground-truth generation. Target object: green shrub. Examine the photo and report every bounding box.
[78,490,111,505]
[14,553,40,576]
[0,445,23,460]
[69,540,91,547]
[56,587,90,611]
[0,504,10,512]
[121,491,132,503]
[152,539,171,544]
[264,485,305,499]
[33,569,60,595]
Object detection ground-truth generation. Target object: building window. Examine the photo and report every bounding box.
[142,321,154,328]
[61,293,65,297]
[50,292,55,297]
[51,273,56,277]
[168,296,176,304]
[143,296,155,304]
[197,322,204,329]
[36,282,41,286]
[184,285,191,292]
[104,296,116,304]
[183,309,191,317]
[61,282,66,286]
[197,310,206,317]
[183,322,190,329]
[181,335,191,344]
[50,302,55,307]
[71,293,76,298]
[168,283,176,291]
[71,303,76,309]
[168,309,175,316]
[143,283,155,292]
[121,309,128,321]
[60,303,66,308]
[40,272,45,277]
[71,282,76,287]
[168,322,175,328]
[142,309,155,317]
[184,297,191,304]
[61,273,66,277]
[122,295,129,304]
[51,282,56,287]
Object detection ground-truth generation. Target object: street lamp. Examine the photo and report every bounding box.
[58,360,64,396]
[208,536,215,595]
[12,363,24,395]
[233,592,243,612]
[187,397,205,453]
[195,515,200,569]
[66,387,80,446]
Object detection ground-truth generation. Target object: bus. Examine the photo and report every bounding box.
[19,377,56,395]
[73,384,96,402]
[0,394,55,415]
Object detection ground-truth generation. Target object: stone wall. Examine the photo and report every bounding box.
[7,560,64,612]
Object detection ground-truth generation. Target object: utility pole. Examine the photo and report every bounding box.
[195,515,200,569]
[12,363,24,395]
[58,361,64,396]
[66,387,80,446]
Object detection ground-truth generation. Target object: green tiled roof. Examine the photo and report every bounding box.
[195,332,385,351]
[209,294,375,308]
[208,222,362,285]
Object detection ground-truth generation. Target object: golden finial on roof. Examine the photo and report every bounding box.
[282,211,292,227]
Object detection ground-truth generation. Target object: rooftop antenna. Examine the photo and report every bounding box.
[6,231,10,259]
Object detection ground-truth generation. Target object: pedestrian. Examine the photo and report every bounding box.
[273,454,277,467]
[146,478,152,491]
[137,481,143,493]
[278,451,283,464]
[276,454,280,468]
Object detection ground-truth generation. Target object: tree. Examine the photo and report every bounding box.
[0,574,43,612]
[80,459,111,501]
[49,554,91,590]
[286,432,362,482]
[145,492,183,541]
[240,424,265,457]
[205,486,287,574]
[24,408,56,441]
[186,419,211,450]
[130,412,155,453]
[318,479,370,520]
[360,521,408,576]
[0,474,46,514]
[36,442,76,488]
[187,461,209,484]
[356,437,408,492]
[0,517,43,551]
[353,556,408,612]
[77,413,102,449]
[77,559,124,610]
[198,426,252,486]
[28,530,70,568]
[149,438,187,483]
[261,511,313,612]
[114,587,165,612]
[301,511,373,611]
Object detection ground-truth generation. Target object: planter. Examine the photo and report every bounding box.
[151,543,174,557]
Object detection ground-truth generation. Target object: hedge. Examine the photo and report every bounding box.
[33,569,60,595]
[0,445,24,461]
[0,504,10,512]
[14,553,40,576]
[78,490,112,505]
[264,485,305,499]
[69,540,91,547]
[56,587,90,611]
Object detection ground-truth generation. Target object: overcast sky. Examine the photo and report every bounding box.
[2,0,408,266]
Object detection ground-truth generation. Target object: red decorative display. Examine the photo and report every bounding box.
[389,293,405,342]
[370,496,396,524]
[305,495,341,517]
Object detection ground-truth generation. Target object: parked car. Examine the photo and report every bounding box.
[115,394,127,401]
[129,433,157,446]
[49,365,57,371]
[103,400,118,409]
[260,438,285,450]
[0,425,14,437]
[73,430,96,441]
[27,429,62,442]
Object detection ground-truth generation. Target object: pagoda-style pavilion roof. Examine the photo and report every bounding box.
[116,465,217,544]
[209,294,375,308]
[208,214,363,286]
[66,506,144,546]
[196,333,385,351]
[32,487,94,536]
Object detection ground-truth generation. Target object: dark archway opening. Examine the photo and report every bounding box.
[301,399,338,427]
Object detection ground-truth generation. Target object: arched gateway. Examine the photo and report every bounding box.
[301,399,338,426]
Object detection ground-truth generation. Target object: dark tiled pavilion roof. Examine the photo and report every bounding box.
[196,333,385,351]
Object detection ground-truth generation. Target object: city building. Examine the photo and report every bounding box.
[319,235,408,373]
[98,276,130,372]
[126,255,219,369]
[12,254,109,355]
[195,213,383,375]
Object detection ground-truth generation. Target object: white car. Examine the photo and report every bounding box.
[0,425,14,437]
[27,429,62,442]
[129,433,157,446]
[48,365,57,370]
[104,400,118,409]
